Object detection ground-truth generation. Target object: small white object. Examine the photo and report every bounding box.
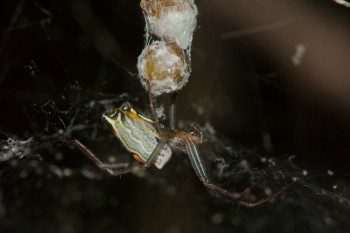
[333,0,350,8]
[302,169,308,176]
[268,158,276,166]
[142,0,198,49]
[264,187,272,196]
[327,170,334,176]
[291,43,306,66]
[154,145,172,169]
[137,40,190,96]
[156,104,165,119]
[63,168,73,177]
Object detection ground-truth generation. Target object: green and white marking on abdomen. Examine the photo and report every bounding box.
[103,111,172,169]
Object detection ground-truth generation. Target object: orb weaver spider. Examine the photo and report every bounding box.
[72,92,294,208]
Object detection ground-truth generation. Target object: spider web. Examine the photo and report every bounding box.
[1,1,350,233]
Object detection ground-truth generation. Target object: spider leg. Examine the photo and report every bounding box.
[71,139,131,176]
[204,179,295,208]
[214,171,268,197]
[185,140,209,181]
[142,137,168,168]
[185,140,295,207]
[236,181,295,208]
[146,80,162,132]
[169,93,177,129]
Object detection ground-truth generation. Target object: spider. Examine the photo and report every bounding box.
[71,94,294,208]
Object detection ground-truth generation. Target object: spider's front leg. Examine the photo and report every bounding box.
[72,137,169,175]
[185,140,295,208]
[71,139,131,176]
[142,137,168,168]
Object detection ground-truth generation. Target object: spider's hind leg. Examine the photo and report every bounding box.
[203,179,295,208]
[185,140,209,182]
[185,140,295,208]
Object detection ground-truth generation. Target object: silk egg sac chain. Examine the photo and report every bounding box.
[138,0,198,96]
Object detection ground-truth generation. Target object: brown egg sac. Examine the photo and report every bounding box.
[137,41,190,96]
[140,0,198,49]
[140,0,186,19]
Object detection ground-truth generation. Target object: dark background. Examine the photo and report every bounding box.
[1,0,350,232]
